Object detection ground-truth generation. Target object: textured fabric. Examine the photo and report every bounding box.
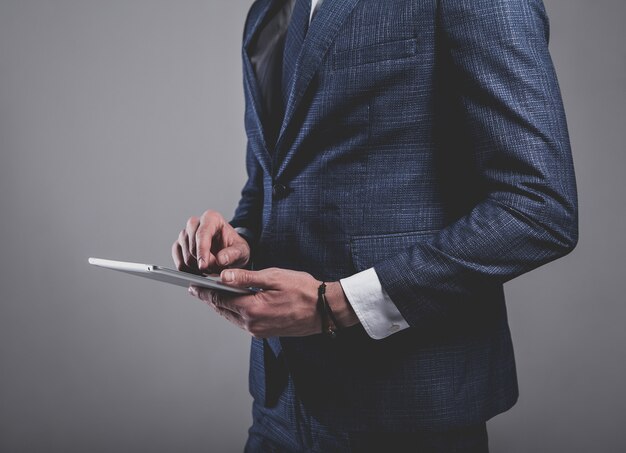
[340,267,409,339]
[245,386,489,452]
[232,0,578,432]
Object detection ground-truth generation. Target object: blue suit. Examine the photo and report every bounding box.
[231,0,578,434]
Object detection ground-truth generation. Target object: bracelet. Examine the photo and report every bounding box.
[318,282,339,339]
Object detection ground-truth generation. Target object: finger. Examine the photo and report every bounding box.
[189,286,266,338]
[185,216,200,257]
[196,211,224,271]
[172,241,185,271]
[173,241,197,273]
[189,285,219,305]
[189,285,233,310]
[177,229,194,268]
[211,304,247,331]
[189,286,252,316]
[220,268,280,290]
[189,287,247,330]
[216,243,249,268]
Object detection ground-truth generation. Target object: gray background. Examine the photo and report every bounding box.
[0,0,624,451]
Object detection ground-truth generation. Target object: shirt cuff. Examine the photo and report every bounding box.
[340,268,409,340]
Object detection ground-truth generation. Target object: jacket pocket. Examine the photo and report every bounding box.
[350,230,438,272]
[332,37,418,70]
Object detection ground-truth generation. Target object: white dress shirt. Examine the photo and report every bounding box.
[310,0,323,22]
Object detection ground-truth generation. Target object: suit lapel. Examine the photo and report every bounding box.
[275,0,363,179]
[242,0,278,176]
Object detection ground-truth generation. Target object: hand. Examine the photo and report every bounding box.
[188,268,360,338]
[172,210,250,274]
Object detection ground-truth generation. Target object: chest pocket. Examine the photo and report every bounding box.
[332,37,418,70]
[329,0,426,70]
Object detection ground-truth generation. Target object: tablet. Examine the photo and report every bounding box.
[88,257,257,295]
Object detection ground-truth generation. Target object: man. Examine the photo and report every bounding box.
[173,0,577,451]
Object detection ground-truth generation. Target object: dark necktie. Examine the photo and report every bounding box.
[282,0,311,107]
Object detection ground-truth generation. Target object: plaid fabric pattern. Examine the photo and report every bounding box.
[232,0,577,432]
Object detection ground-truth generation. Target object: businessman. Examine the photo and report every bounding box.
[173,0,578,451]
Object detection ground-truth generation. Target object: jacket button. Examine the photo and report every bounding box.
[272,183,288,199]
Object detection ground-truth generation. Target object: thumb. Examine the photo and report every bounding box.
[216,244,250,268]
[220,268,277,289]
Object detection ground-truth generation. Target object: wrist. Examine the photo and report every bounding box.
[325,281,360,329]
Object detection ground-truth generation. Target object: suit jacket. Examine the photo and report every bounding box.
[230,0,578,431]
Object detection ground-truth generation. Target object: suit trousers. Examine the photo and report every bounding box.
[244,376,489,453]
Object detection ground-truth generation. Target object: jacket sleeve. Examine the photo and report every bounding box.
[374,0,578,326]
[229,139,264,243]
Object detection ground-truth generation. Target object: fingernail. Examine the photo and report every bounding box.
[222,271,234,283]
[188,286,197,296]
[220,253,230,265]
